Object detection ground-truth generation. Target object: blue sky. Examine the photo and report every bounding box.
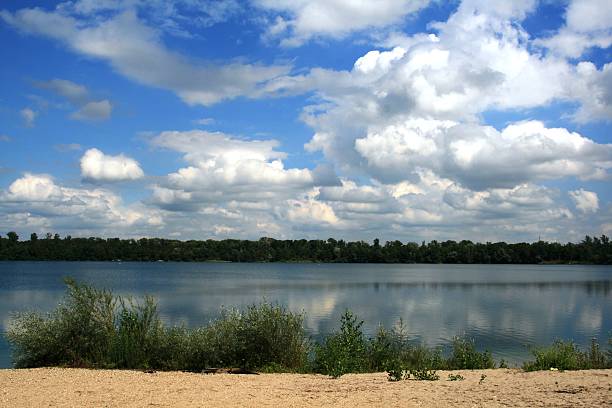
[0,0,611,242]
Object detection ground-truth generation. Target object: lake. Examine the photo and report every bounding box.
[0,262,610,368]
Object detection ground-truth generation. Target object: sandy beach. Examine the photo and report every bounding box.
[1,368,610,407]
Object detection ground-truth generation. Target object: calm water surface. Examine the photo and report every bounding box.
[1,262,610,368]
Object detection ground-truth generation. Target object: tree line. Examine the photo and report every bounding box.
[0,232,610,264]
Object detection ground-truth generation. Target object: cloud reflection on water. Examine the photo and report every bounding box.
[0,262,610,367]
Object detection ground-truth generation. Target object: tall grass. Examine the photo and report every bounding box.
[5,279,611,376]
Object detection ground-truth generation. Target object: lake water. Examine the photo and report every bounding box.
[1,262,610,368]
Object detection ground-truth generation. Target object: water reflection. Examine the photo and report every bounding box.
[1,262,610,368]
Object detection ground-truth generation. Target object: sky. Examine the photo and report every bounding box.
[0,0,611,243]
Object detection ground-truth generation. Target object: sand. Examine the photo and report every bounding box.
[1,368,610,407]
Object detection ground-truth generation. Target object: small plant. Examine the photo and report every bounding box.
[523,340,588,371]
[314,310,368,378]
[498,359,508,368]
[447,373,464,381]
[447,336,494,369]
[387,365,408,381]
[479,374,487,384]
[410,368,439,381]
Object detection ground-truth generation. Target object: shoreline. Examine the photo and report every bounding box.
[1,368,610,407]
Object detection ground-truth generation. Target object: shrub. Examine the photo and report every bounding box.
[7,278,116,368]
[409,368,439,380]
[373,321,445,381]
[110,296,163,369]
[6,279,309,372]
[523,339,611,371]
[446,336,494,369]
[314,310,368,378]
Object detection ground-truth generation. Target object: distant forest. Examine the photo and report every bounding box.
[0,232,611,264]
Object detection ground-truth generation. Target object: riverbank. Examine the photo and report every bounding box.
[1,368,610,407]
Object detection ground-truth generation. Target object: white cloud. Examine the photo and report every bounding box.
[150,130,338,210]
[569,189,599,213]
[570,62,612,123]
[71,100,113,121]
[34,78,114,121]
[80,148,144,182]
[355,119,612,190]
[535,0,612,58]
[36,78,89,104]
[286,196,339,225]
[4,173,62,202]
[59,0,241,35]
[20,108,37,127]
[193,117,215,126]
[255,0,431,46]
[1,8,291,106]
[277,0,612,186]
[0,135,11,142]
[0,173,163,235]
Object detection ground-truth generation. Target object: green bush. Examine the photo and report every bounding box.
[523,339,610,371]
[7,278,116,368]
[446,336,494,369]
[6,279,308,372]
[198,303,309,371]
[6,279,611,374]
[409,368,439,380]
[314,310,368,378]
[110,296,163,369]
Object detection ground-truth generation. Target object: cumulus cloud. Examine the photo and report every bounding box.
[150,130,339,210]
[71,100,113,121]
[569,189,599,213]
[1,0,609,243]
[0,173,163,235]
[355,119,612,190]
[0,8,290,106]
[278,0,612,186]
[309,170,581,241]
[255,0,431,46]
[535,0,612,58]
[20,108,37,127]
[286,195,339,226]
[570,62,612,123]
[80,148,144,182]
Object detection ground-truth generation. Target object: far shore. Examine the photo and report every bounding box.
[1,368,610,407]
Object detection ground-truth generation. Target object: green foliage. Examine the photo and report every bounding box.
[498,359,508,368]
[410,368,439,380]
[6,279,308,372]
[447,373,464,381]
[110,296,163,369]
[314,310,368,378]
[523,339,611,371]
[447,336,494,369]
[7,277,116,368]
[1,232,611,264]
[6,279,611,374]
[479,374,487,384]
[197,303,309,371]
